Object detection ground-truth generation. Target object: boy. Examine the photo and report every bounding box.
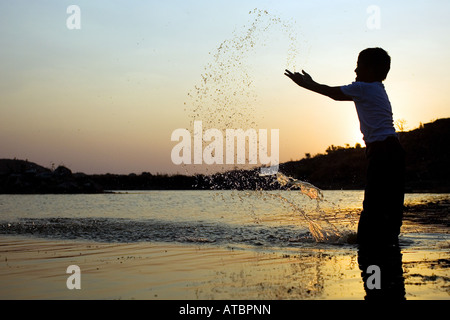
[284,47,405,247]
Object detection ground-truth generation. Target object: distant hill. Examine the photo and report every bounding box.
[0,159,103,194]
[1,118,449,193]
[0,159,50,175]
[399,118,450,192]
[279,118,450,192]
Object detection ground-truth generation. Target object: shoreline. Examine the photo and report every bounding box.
[0,192,447,300]
[0,234,448,300]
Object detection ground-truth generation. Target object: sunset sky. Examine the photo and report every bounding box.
[1,0,449,174]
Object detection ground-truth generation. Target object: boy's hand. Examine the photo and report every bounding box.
[284,69,352,101]
[284,69,315,88]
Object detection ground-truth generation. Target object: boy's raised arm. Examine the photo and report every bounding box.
[284,69,352,101]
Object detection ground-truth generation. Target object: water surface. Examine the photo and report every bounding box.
[0,190,448,250]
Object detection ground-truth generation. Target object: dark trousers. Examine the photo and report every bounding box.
[357,136,405,246]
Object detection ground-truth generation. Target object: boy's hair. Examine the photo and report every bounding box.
[358,47,391,81]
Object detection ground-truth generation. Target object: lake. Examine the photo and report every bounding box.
[0,190,448,300]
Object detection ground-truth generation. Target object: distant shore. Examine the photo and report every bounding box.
[1,118,449,194]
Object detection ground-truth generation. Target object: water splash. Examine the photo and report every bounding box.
[182,9,349,243]
[275,172,323,200]
[185,8,301,131]
[272,192,348,243]
[273,172,344,242]
[182,9,304,176]
[251,180,346,243]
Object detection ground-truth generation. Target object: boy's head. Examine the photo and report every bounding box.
[355,47,391,82]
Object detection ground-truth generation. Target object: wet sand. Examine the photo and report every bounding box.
[0,235,448,300]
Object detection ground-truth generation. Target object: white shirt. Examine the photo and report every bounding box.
[340,81,397,144]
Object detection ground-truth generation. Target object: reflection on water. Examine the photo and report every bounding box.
[193,248,363,299]
[358,245,405,300]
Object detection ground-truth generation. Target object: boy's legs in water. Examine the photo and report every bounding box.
[357,136,405,246]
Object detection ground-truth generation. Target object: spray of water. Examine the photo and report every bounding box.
[185,8,300,132]
[273,172,341,241]
[182,9,302,178]
[275,172,323,200]
[183,9,353,243]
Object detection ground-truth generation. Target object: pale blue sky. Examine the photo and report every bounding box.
[1,0,449,174]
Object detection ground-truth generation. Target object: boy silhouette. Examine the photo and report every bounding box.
[285,47,405,247]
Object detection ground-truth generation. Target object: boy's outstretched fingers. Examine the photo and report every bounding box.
[284,69,293,77]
